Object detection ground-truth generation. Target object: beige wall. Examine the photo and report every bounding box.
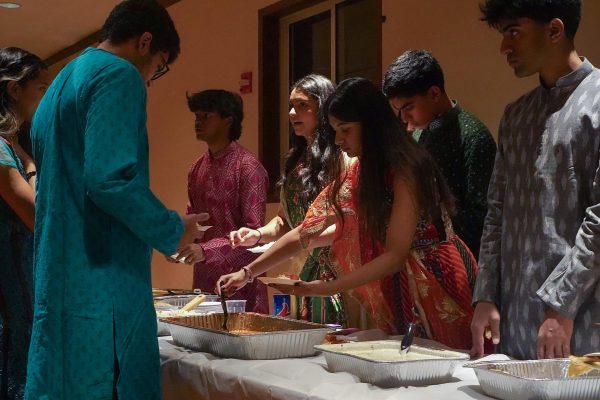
[148,0,600,289]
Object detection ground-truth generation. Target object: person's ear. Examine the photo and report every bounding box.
[137,32,153,55]
[429,86,442,101]
[548,18,565,43]
[6,81,21,102]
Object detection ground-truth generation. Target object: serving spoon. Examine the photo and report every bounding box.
[400,323,417,354]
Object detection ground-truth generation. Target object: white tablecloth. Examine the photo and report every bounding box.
[159,337,508,400]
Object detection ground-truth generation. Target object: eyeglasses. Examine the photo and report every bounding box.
[150,55,170,81]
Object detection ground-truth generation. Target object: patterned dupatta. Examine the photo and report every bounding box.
[300,158,477,349]
[406,210,477,349]
[301,159,396,331]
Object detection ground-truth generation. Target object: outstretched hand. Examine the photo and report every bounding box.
[229,227,260,248]
[215,270,247,296]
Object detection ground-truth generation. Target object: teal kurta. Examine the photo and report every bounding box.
[26,48,183,400]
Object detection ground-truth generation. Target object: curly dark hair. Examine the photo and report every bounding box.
[479,0,582,39]
[326,77,454,242]
[99,0,180,64]
[382,50,445,99]
[278,74,340,205]
[0,47,47,136]
[187,89,244,141]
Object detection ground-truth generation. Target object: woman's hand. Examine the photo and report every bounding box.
[270,280,333,297]
[229,227,260,248]
[215,270,248,296]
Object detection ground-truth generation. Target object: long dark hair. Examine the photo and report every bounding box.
[278,74,339,203]
[0,47,47,136]
[326,77,454,242]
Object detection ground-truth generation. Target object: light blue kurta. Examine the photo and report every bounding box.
[26,48,183,399]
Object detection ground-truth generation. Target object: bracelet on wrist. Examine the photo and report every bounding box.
[241,266,254,283]
[254,229,262,246]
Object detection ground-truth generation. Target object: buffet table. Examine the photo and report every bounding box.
[159,337,507,400]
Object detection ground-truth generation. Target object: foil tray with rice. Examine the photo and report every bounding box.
[314,340,470,387]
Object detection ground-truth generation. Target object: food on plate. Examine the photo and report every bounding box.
[277,273,300,280]
[257,274,302,286]
[568,354,600,377]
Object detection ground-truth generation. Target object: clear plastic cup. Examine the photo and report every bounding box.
[226,299,247,313]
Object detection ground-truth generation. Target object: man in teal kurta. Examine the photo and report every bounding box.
[25,2,204,399]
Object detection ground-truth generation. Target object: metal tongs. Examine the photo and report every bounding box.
[400,323,417,354]
[219,284,228,331]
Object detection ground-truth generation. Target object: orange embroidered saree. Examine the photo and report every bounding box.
[299,159,477,349]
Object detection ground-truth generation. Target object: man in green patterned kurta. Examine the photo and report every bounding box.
[26,1,206,399]
[383,50,497,259]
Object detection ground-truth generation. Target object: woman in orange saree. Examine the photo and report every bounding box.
[300,157,477,349]
[218,78,477,349]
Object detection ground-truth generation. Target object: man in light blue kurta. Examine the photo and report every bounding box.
[25,1,202,398]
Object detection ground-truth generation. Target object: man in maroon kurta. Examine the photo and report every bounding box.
[177,89,268,313]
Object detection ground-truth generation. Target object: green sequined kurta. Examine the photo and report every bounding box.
[412,103,496,259]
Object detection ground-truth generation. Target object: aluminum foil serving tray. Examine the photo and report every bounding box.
[314,340,469,387]
[154,294,219,306]
[154,295,211,337]
[161,312,330,359]
[467,359,600,400]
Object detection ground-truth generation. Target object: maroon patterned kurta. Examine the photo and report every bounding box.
[187,141,268,313]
